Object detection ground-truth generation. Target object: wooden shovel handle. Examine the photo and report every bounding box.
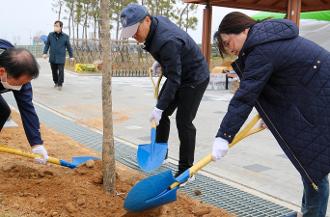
[190,115,263,175]
[170,114,264,189]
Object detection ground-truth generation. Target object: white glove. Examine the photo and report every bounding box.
[150,107,163,126]
[32,145,49,164]
[42,54,48,59]
[212,137,229,161]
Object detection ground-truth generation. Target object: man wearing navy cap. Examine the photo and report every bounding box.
[0,39,48,164]
[120,4,210,178]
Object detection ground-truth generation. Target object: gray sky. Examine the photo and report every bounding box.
[0,0,257,45]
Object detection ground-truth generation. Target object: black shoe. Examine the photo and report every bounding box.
[162,149,168,165]
[165,149,168,159]
[175,166,196,186]
[174,170,183,178]
[175,169,190,178]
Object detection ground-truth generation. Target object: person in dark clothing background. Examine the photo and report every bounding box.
[43,20,74,91]
[0,39,48,164]
[120,4,210,178]
[212,12,330,217]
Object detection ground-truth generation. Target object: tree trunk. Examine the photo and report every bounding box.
[185,5,189,32]
[71,14,76,46]
[115,0,122,41]
[94,16,98,40]
[58,1,62,20]
[76,24,79,42]
[82,25,85,43]
[100,0,115,193]
[116,16,120,41]
[178,4,188,29]
[84,6,89,45]
[68,13,72,38]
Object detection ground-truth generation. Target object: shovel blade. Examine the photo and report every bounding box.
[72,156,99,165]
[137,143,168,172]
[124,170,178,212]
[60,156,100,168]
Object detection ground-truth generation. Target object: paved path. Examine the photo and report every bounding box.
[24,59,330,215]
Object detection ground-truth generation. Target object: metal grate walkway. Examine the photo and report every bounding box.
[6,95,296,217]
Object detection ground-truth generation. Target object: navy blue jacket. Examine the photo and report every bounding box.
[144,16,210,110]
[0,83,43,146]
[218,19,330,187]
[43,32,73,64]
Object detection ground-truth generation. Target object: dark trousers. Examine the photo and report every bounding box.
[0,95,11,131]
[50,63,65,86]
[301,175,329,217]
[156,78,209,172]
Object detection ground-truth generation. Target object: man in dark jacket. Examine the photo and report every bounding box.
[43,20,73,90]
[120,4,210,177]
[0,39,48,164]
[213,12,330,216]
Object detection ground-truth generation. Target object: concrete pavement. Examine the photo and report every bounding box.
[29,59,329,215]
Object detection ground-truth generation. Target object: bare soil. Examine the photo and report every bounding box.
[0,112,234,217]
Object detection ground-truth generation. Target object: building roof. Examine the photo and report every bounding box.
[184,0,330,12]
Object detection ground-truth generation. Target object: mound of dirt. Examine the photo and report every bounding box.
[0,112,234,217]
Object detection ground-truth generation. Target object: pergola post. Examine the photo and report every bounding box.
[286,0,301,26]
[201,3,212,65]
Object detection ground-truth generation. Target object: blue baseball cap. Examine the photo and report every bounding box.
[0,39,14,55]
[120,4,149,39]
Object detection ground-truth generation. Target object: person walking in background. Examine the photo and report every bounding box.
[212,12,330,217]
[43,20,74,91]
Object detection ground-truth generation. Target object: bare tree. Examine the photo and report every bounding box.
[100,0,115,193]
[110,0,137,40]
[171,1,198,32]
[177,3,188,29]
[89,0,100,40]
[63,0,75,41]
[52,0,65,20]
[75,0,83,42]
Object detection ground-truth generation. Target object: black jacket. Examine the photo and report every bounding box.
[144,16,209,110]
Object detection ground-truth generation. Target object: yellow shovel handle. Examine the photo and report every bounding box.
[148,67,163,99]
[151,120,157,129]
[170,114,264,189]
[155,74,163,98]
[0,145,61,165]
[190,114,263,175]
[230,114,263,147]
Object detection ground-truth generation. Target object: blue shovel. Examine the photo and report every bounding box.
[125,114,265,212]
[137,121,168,172]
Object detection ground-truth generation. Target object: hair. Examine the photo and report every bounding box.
[0,48,39,79]
[214,12,257,58]
[54,20,63,28]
